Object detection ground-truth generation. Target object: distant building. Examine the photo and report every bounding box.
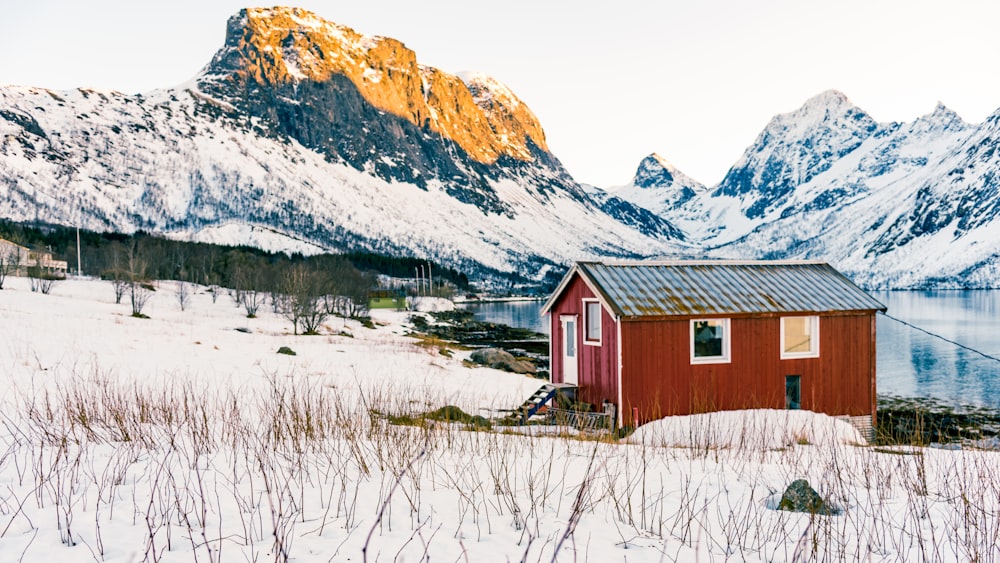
[541,261,886,434]
[0,238,68,278]
[368,289,407,310]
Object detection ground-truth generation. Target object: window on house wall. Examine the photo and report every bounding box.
[691,319,730,363]
[584,300,602,344]
[781,316,820,358]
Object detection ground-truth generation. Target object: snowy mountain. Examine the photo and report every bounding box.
[616,91,1000,288]
[0,7,681,284]
[609,153,706,216]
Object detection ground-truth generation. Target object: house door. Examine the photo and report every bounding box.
[560,315,579,385]
[785,375,801,410]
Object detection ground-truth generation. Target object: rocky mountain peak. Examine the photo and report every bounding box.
[714,89,880,219]
[633,153,676,188]
[609,153,705,215]
[909,102,966,134]
[200,7,548,165]
[459,72,549,154]
[765,89,874,136]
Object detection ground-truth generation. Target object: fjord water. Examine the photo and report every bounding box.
[461,291,1000,410]
[460,300,551,335]
[874,291,1000,410]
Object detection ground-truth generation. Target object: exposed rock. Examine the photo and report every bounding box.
[470,347,535,374]
[778,479,838,515]
[204,7,547,166]
[876,395,1000,445]
[424,406,491,429]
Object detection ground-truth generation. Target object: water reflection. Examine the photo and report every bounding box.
[463,291,1000,409]
[458,300,549,335]
[875,291,1000,409]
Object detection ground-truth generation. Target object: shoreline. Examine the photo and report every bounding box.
[876,395,1000,446]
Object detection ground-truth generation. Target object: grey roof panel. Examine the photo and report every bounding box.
[578,261,886,317]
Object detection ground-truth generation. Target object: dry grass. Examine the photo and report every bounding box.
[0,370,998,561]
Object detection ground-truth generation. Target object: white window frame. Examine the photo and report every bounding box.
[780,316,820,359]
[583,299,602,345]
[690,318,731,364]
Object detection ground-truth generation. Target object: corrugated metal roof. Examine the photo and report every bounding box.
[574,261,886,318]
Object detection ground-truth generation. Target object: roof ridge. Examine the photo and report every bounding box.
[580,259,831,267]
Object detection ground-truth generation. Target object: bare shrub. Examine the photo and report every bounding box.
[175,281,190,311]
[27,258,61,294]
[280,264,329,335]
[0,241,23,289]
[127,240,153,318]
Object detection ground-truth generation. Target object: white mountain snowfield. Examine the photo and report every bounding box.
[0,6,685,285]
[0,84,676,282]
[609,153,706,217]
[613,91,1000,288]
[2,8,997,289]
[1,277,998,561]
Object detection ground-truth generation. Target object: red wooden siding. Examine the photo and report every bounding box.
[549,274,619,408]
[619,314,876,425]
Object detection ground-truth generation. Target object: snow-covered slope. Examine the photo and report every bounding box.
[610,153,706,216]
[617,91,1000,288]
[0,7,682,283]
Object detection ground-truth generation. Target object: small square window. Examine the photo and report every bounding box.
[781,316,819,359]
[584,300,602,344]
[691,319,730,364]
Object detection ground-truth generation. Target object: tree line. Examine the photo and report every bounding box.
[0,220,473,333]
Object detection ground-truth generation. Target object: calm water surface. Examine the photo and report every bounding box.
[462,291,1000,409]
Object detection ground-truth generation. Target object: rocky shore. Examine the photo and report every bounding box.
[412,309,549,375]
[876,395,1000,447]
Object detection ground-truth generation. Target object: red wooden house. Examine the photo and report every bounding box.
[540,261,886,432]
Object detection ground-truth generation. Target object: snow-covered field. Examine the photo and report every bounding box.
[1,277,999,561]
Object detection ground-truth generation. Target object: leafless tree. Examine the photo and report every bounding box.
[280,264,330,335]
[228,256,270,318]
[103,241,129,304]
[316,258,374,319]
[127,240,153,318]
[27,255,61,294]
[175,281,191,311]
[0,243,22,290]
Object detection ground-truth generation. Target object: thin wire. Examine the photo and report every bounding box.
[880,312,1000,364]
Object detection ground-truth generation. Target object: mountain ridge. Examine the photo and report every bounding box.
[613,90,1000,288]
[0,7,684,286]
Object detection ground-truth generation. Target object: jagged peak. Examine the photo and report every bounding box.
[910,101,966,133]
[200,6,551,164]
[772,89,871,129]
[632,153,704,192]
[803,89,852,108]
[646,152,677,172]
[458,72,522,110]
[633,153,675,187]
[244,6,383,50]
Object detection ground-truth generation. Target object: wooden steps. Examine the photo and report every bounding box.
[501,383,575,425]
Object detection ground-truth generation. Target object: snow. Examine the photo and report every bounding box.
[2,277,999,561]
[163,222,329,256]
[629,409,866,449]
[409,296,455,312]
[609,91,1000,288]
[0,83,679,283]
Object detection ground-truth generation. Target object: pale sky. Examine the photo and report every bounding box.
[3,1,1000,188]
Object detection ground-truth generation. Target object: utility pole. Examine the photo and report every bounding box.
[427,262,433,297]
[76,226,82,276]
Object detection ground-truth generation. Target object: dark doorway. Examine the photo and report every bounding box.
[785,375,801,410]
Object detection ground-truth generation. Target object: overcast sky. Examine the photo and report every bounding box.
[3,1,1000,187]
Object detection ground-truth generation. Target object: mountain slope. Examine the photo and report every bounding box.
[622,92,1000,288]
[0,7,682,283]
[610,153,706,217]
